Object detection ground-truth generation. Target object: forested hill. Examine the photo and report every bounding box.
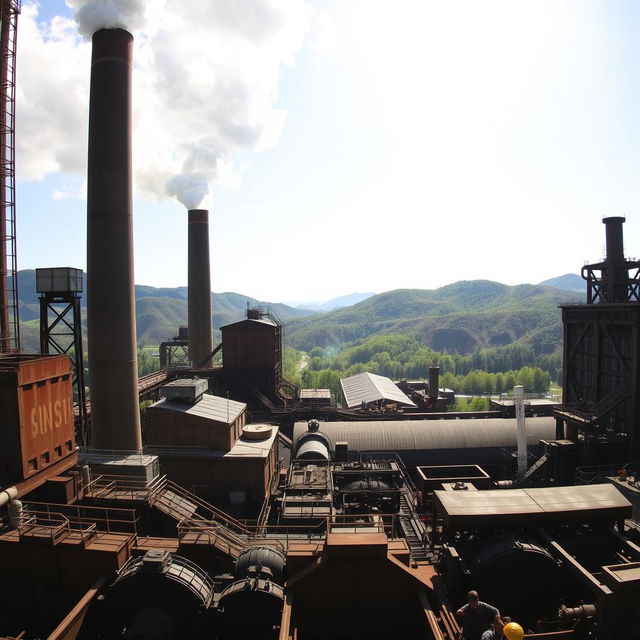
[16,270,315,348]
[285,280,584,355]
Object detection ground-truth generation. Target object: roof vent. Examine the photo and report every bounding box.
[161,377,208,404]
[242,424,273,440]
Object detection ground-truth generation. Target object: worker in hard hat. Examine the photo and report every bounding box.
[456,590,504,640]
[502,622,524,640]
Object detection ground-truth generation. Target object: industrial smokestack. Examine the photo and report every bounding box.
[188,209,213,369]
[86,28,142,451]
[603,216,627,303]
[428,367,439,401]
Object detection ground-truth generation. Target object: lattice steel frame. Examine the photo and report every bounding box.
[39,292,88,446]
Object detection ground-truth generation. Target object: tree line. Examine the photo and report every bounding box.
[284,334,559,402]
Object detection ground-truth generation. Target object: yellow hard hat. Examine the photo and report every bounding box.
[503,622,524,640]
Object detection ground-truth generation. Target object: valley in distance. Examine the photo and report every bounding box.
[17,270,585,405]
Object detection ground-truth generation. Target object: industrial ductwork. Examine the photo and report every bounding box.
[86,28,142,451]
[188,208,213,369]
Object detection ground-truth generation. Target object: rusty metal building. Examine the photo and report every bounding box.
[146,387,278,506]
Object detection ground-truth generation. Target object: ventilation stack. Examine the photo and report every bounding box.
[86,28,142,451]
[603,216,628,303]
[188,209,213,369]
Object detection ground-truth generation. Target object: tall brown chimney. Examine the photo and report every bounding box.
[86,28,142,451]
[188,209,213,369]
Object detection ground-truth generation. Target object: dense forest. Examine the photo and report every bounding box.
[282,334,559,402]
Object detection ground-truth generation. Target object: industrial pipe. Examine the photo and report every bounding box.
[0,485,18,508]
[187,209,213,369]
[514,385,527,478]
[86,28,142,451]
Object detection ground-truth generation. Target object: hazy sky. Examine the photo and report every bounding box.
[15,1,640,302]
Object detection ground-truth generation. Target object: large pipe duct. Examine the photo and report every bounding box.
[86,28,142,451]
[187,209,213,369]
[603,216,627,303]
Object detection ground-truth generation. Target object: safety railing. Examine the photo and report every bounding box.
[18,509,71,545]
[157,479,252,534]
[24,501,139,536]
[575,463,631,485]
[84,472,161,503]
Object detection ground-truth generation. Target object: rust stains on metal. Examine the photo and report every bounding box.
[0,354,76,482]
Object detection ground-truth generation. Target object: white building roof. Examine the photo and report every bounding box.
[153,393,246,425]
[340,372,416,409]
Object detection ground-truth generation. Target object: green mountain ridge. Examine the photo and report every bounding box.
[16,271,584,356]
[16,270,316,351]
[284,280,583,355]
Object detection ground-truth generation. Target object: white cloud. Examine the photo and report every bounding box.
[17,0,313,201]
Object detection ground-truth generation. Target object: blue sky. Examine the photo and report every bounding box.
[15,1,640,302]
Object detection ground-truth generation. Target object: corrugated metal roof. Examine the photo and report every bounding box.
[434,484,632,528]
[153,394,246,425]
[292,417,556,455]
[340,372,417,408]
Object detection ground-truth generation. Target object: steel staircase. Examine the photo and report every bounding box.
[398,493,429,563]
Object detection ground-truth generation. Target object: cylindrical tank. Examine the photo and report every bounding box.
[459,534,564,626]
[234,545,286,583]
[79,551,213,639]
[218,546,286,640]
[295,431,331,461]
[86,28,142,451]
[187,209,213,369]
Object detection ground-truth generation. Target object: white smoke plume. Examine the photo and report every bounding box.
[166,173,209,211]
[67,0,149,38]
[166,140,227,210]
[17,1,316,201]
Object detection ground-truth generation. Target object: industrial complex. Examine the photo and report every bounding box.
[1,3,640,639]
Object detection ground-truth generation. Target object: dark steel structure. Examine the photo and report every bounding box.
[188,209,213,369]
[0,0,20,354]
[159,326,190,369]
[36,267,87,446]
[86,28,141,451]
[221,305,298,407]
[556,217,640,466]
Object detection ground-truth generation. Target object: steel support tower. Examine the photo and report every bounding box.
[37,268,88,446]
[0,0,20,354]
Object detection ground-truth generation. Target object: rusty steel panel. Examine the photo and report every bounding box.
[0,354,76,482]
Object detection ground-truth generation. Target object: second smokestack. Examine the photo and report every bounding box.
[188,209,213,369]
